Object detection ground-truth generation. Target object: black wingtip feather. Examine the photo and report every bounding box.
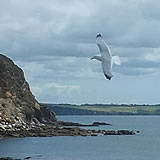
[104,74,112,80]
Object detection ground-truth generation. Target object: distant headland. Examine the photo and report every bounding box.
[43,103,160,115]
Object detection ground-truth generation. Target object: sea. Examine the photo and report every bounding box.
[0,115,160,160]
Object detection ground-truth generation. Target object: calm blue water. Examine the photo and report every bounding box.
[0,116,160,160]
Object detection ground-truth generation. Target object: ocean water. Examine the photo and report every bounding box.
[0,116,160,160]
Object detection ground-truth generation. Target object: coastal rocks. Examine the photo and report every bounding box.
[103,130,135,135]
[0,156,41,160]
[0,157,30,160]
[92,122,111,126]
[0,122,136,139]
[58,121,111,127]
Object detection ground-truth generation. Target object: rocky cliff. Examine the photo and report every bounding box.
[0,54,56,131]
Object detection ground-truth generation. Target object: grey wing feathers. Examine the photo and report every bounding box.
[96,36,112,58]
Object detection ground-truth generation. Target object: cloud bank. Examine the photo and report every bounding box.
[1,0,160,104]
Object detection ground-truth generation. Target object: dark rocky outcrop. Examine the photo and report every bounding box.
[0,54,56,132]
[0,158,18,160]
[0,158,21,160]
[0,157,32,160]
[58,121,111,126]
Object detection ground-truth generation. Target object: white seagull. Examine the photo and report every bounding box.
[91,34,121,80]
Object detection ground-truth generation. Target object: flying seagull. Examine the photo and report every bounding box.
[91,34,121,80]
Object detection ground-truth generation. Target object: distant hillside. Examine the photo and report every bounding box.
[42,103,160,115]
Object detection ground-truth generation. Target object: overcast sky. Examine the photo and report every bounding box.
[1,0,160,104]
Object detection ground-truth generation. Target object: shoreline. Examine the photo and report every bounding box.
[0,121,136,139]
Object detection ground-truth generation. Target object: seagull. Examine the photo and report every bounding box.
[91,34,121,80]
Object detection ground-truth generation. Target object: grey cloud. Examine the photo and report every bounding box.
[1,0,160,62]
[1,0,160,103]
[140,0,160,21]
[1,0,159,59]
[15,56,100,82]
[113,56,160,76]
[115,66,155,76]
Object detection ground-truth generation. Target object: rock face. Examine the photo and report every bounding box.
[0,54,56,131]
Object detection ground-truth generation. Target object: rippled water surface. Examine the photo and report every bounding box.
[0,116,160,160]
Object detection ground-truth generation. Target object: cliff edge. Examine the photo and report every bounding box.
[0,54,56,131]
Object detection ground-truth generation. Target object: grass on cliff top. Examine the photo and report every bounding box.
[71,105,160,114]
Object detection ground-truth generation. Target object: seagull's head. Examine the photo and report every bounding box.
[96,34,102,38]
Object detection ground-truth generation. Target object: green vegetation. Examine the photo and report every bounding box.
[78,105,160,114]
[76,105,160,113]
[49,104,160,115]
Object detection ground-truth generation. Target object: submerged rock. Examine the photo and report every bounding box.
[103,130,135,135]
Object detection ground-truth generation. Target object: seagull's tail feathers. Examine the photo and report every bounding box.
[112,56,121,65]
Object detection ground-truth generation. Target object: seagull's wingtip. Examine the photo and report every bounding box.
[104,74,112,80]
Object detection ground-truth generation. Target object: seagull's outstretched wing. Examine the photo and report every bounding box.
[96,34,113,80]
[96,34,112,59]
